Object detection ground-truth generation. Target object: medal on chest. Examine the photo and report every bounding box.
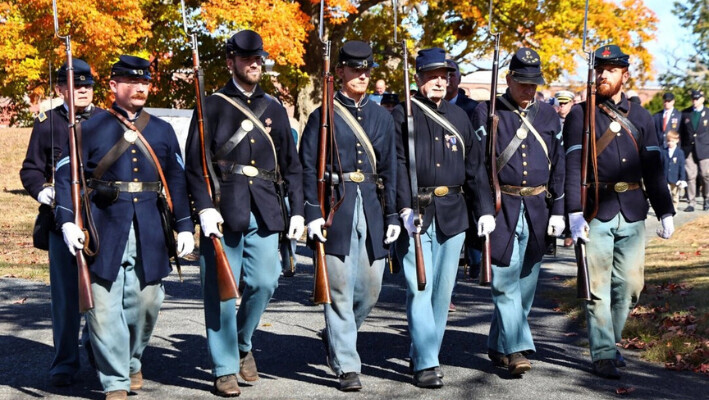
[265,117,272,133]
[445,134,458,152]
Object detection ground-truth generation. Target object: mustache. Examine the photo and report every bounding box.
[131,93,148,101]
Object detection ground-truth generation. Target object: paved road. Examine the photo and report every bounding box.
[1,213,707,399]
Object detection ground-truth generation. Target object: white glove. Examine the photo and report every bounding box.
[477,214,496,237]
[547,215,566,237]
[37,186,55,206]
[677,180,688,189]
[287,215,305,240]
[176,231,195,257]
[61,222,84,256]
[307,218,327,242]
[569,212,590,243]
[399,208,421,237]
[384,224,401,244]
[199,208,224,238]
[656,215,674,239]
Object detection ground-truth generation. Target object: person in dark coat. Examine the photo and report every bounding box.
[56,55,194,400]
[183,30,304,397]
[20,58,100,388]
[471,48,565,376]
[300,40,399,392]
[393,47,495,388]
[662,130,687,208]
[653,92,681,148]
[564,45,675,380]
[679,89,709,211]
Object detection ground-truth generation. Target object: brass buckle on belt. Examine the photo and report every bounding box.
[433,186,449,196]
[242,166,259,177]
[350,171,365,183]
[519,186,535,196]
[614,182,629,193]
[126,182,141,192]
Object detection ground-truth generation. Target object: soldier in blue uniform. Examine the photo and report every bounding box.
[184,30,304,397]
[653,92,681,148]
[564,45,675,379]
[679,89,709,211]
[393,48,495,388]
[56,55,195,400]
[471,48,566,376]
[301,40,399,392]
[20,59,100,387]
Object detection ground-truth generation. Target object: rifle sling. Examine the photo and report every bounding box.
[411,98,466,158]
[496,97,550,171]
[333,100,377,173]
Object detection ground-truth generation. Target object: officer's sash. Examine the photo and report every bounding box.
[411,98,466,158]
[333,100,378,173]
[497,96,550,172]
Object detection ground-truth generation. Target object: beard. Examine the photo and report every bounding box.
[596,78,622,98]
[234,67,261,86]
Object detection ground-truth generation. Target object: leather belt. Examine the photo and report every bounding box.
[220,162,278,182]
[592,181,641,193]
[88,179,162,193]
[418,185,463,197]
[500,184,547,196]
[324,171,379,184]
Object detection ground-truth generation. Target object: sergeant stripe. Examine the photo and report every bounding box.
[175,153,185,170]
[56,156,70,171]
[474,126,487,142]
[646,145,661,152]
[566,144,582,155]
[56,205,74,215]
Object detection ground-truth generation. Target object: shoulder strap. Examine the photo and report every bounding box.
[497,96,550,170]
[213,92,278,175]
[333,100,377,173]
[411,97,466,158]
[599,100,640,151]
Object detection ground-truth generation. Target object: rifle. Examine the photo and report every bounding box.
[52,0,93,313]
[394,0,425,290]
[180,0,238,300]
[312,0,333,304]
[480,0,502,286]
[576,0,594,301]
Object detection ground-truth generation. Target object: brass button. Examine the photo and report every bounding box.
[247,99,251,104]
[133,198,138,203]
[522,153,527,158]
[523,161,528,166]
[521,144,527,149]
[132,158,138,162]
[249,180,253,184]
[357,151,362,154]
[435,137,440,141]
[522,180,527,185]
[131,149,136,154]
[357,116,362,121]
[436,163,441,167]
[251,160,256,165]
[356,143,361,147]
[133,178,139,182]
[250,139,255,143]
[358,160,363,164]
[622,158,626,162]
[616,133,621,136]
[133,168,138,172]
[523,171,528,176]
[694,134,697,137]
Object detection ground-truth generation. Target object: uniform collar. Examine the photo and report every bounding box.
[335,91,370,108]
[223,78,265,100]
[598,92,629,112]
[111,103,142,122]
[56,103,94,121]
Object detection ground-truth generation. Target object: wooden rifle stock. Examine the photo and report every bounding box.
[413,233,426,290]
[183,14,239,301]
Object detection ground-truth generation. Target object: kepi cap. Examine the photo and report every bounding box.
[111,55,151,80]
[594,45,630,68]
[416,48,455,73]
[338,41,377,69]
[226,30,268,58]
[508,48,545,85]
[57,58,94,86]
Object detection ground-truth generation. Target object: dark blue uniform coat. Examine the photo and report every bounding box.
[564,93,674,222]
[393,94,494,237]
[472,94,565,266]
[662,147,686,184]
[184,80,303,232]
[55,105,194,283]
[451,88,479,121]
[301,92,397,260]
[679,107,709,160]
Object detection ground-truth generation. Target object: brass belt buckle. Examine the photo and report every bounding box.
[242,165,259,177]
[127,182,141,192]
[350,171,365,183]
[519,186,535,196]
[614,182,629,193]
[433,186,449,196]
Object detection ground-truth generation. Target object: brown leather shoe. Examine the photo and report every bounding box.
[129,370,143,390]
[508,352,531,376]
[214,374,241,397]
[105,390,128,400]
[487,349,509,368]
[239,351,259,382]
[592,359,621,379]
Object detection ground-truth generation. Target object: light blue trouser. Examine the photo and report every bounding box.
[87,222,164,392]
[48,229,82,377]
[585,213,645,361]
[488,204,542,355]
[200,211,280,378]
[323,188,385,375]
[396,220,465,372]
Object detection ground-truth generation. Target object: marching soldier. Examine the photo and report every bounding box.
[20,58,100,387]
[564,45,674,379]
[184,30,304,397]
[393,47,495,388]
[301,40,399,392]
[679,89,709,211]
[471,48,566,376]
[56,55,195,400]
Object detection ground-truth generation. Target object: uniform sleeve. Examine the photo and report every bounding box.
[272,105,304,218]
[563,103,585,214]
[372,111,399,226]
[162,122,194,233]
[20,118,51,199]
[54,138,77,227]
[299,110,323,224]
[184,101,216,213]
[463,112,494,218]
[547,115,565,216]
[392,104,411,211]
[639,111,675,218]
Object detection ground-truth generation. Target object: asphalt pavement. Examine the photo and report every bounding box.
[1,211,707,399]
